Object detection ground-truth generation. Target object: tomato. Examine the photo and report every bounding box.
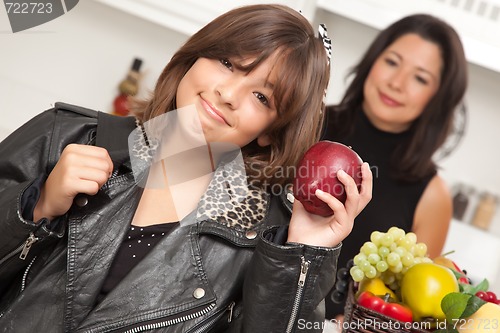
[357,291,413,322]
[486,291,498,303]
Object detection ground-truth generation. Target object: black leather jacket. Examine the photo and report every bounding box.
[0,103,340,332]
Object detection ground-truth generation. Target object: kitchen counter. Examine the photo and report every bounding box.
[443,220,500,292]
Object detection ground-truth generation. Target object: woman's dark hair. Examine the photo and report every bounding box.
[327,14,467,181]
[133,4,330,187]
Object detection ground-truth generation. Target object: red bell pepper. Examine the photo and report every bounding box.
[357,291,413,323]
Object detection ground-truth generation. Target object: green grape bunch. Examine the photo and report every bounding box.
[349,226,433,292]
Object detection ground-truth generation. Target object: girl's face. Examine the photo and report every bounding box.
[176,53,280,148]
[362,33,442,133]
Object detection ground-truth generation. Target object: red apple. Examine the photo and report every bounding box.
[293,141,363,216]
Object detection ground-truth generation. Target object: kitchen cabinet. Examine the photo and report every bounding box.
[92,0,316,36]
[94,0,500,73]
[316,0,500,73]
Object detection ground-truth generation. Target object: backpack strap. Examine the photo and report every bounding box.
[47,103,99,174]
[96,111,137,169]
[48,102,136,173]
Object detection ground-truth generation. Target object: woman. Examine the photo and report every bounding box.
[322,13,467,319]
[0,4,372,332]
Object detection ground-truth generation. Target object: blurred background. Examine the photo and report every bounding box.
[1,0,499,292]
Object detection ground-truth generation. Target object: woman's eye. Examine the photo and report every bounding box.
[220,58,233,69]
[384,58,398,67]
[254,92,270,107]
[415,75,429,85]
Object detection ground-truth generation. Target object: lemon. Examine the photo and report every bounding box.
[401,263,459,321]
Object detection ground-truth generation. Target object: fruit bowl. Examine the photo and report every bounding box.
[337,226,499,333]
[342,281,432,333]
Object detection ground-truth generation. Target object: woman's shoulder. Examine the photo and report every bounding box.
[413,174,452,257]
[421,174,451,203]
[414,174,452,227]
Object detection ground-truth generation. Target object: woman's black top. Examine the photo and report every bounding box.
[322,108,435,318]
[98,222,179,303]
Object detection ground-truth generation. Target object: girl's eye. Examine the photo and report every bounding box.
[254,92,270,107]
[220,58,233,70]
[415,75,429,85]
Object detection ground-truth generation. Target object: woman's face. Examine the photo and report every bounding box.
[175,53,280,148]
[363,33,442,133]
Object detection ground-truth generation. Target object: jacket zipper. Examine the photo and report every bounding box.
[21,256,37,292]
[0,232,38,266]
[0,251,38,319]
[19,232,39,260]
[189,301,235,333]
[122,303,216,333]
[286,256,310,333]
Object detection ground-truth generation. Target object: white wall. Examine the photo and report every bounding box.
[1,1,499,290]
[0,0,188,136]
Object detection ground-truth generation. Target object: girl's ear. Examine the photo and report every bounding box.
[257,133,272,147]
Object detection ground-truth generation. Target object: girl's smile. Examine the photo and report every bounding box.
[176,55,279,148]
[200,96,228,125]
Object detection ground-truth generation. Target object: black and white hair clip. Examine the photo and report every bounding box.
[318,23,332,64]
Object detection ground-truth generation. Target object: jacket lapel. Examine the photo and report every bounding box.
[64,180,141,332]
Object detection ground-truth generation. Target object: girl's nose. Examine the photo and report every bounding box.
[216,79,241,110]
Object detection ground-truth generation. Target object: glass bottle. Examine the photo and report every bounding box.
[471,192,498,230]
[452,184,470,221]
[113,58,143,116]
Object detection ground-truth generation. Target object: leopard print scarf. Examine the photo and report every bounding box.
[131,119,269,231]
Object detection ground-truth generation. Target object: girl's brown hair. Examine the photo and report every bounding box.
[133,4,330,187]
[326,14,467,181]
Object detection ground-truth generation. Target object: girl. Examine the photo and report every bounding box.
[0,4,371,333]
[322,14,467,320]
